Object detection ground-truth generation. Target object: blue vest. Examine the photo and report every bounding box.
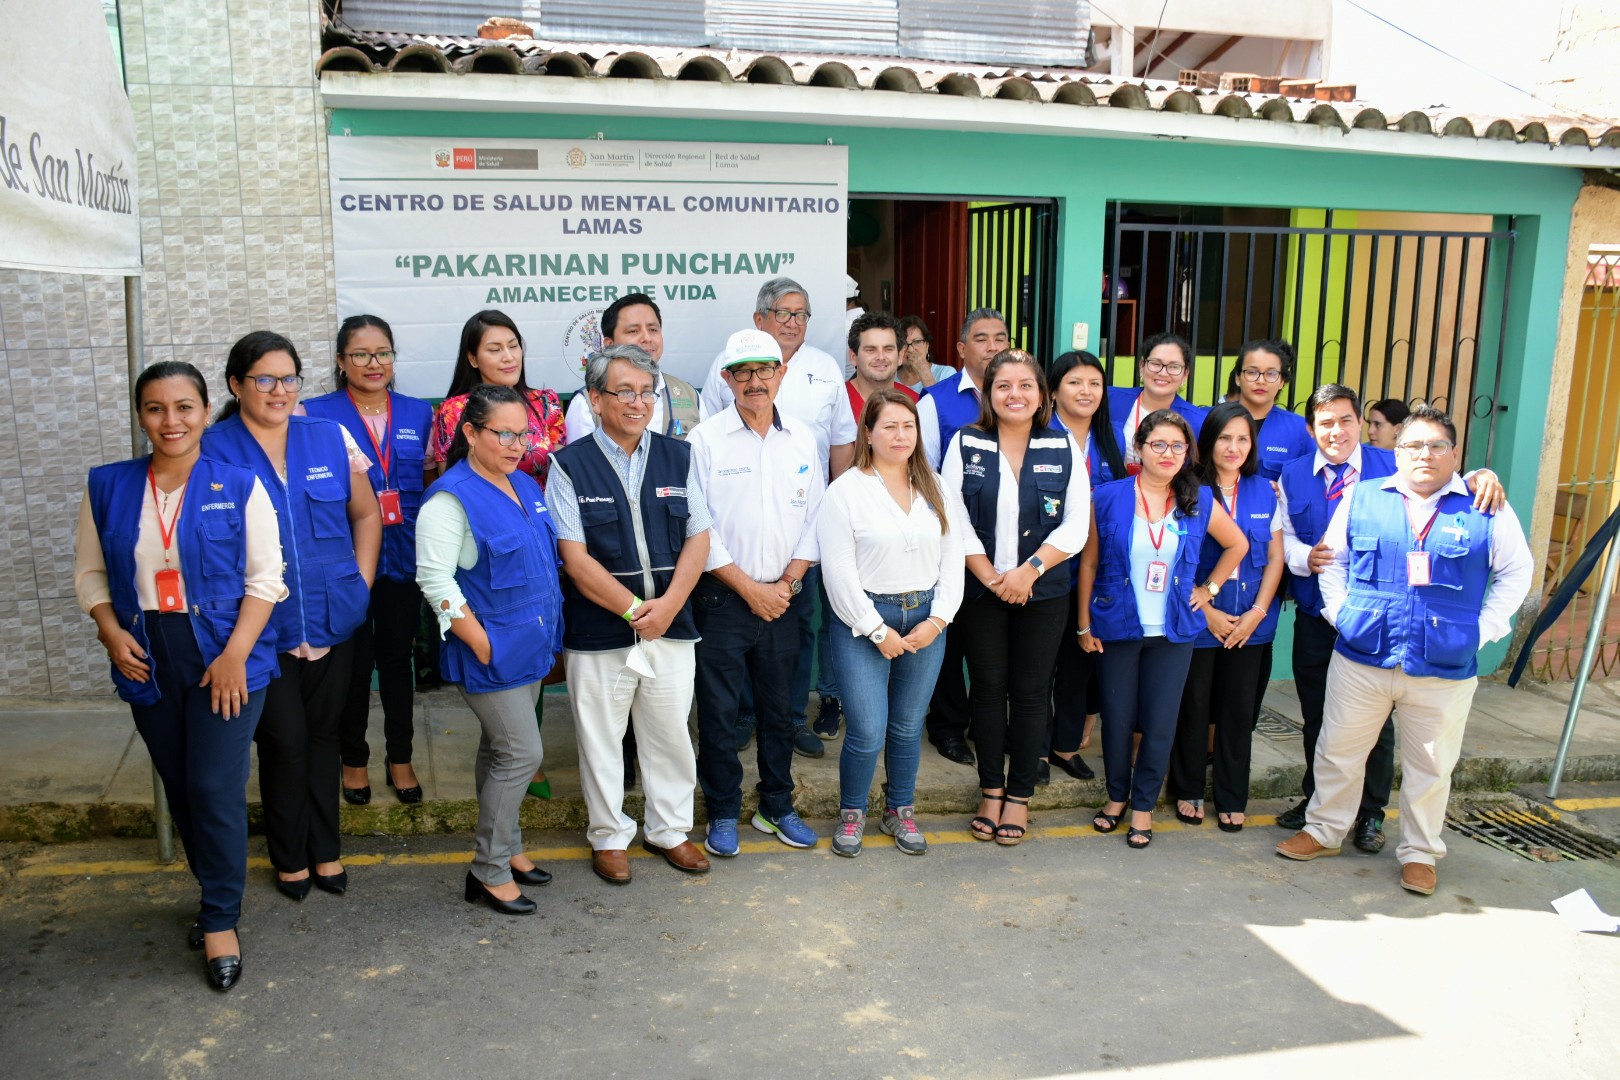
[924,372,981,465]
[428,462,564,693]
[1107,387,1208,456]
[202,414,371,651]
[1193,478,1282,647]
[303,389,433,582]
[1253,407,1315,481]
[956,425,1074,604]
[550,433,699,651]
[1333,481,1494,679]
[86,457,280,705]
[1278,446,1396,617]
[1090,478,1214,643]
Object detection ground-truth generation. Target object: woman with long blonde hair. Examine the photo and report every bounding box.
[818,389,963,857]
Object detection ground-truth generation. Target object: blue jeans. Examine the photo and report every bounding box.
[831,593,946,811]
[1096,636,1196,813]
[788,565,840,723]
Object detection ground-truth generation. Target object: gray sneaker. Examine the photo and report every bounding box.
[880,806,928,855]
[831,809,865,857]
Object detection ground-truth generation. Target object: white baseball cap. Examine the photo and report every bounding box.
[720,328,783,369]
[845,273,860,299]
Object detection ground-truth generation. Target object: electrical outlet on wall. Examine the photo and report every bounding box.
[1071,322,1089,351]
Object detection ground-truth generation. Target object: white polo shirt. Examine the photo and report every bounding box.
[699,342,856,468]
[688,404,824,582]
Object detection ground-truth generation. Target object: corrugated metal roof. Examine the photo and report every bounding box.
[899,0,1088,68]
[339,1,538,37]
[711,0,897,57]
[317,24,1620,153]
[542,0,707,50]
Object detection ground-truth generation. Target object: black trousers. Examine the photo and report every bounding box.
[131,613,264,932]
[1049,585,1100,754]
[1096,636,1196,812]
[257,640,353,873]
[925,621,971,744]
[957,592,1069,799]
[1293,610,1394,821]
[339,576,418,768]
[1170,643,1270,813]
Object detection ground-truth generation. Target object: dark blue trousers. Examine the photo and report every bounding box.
[130,613,265,933]
[693,576,798,821]
[1096,635,1195,813]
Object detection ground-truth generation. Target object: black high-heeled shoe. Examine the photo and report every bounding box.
[463,871,536,916]
[386,761,423,805]
[187,921,205,950]
[342,784,371,806]
[276,874,312,902]
[510,864,552,886]
[314,868,348,895]
[205,933,243,991]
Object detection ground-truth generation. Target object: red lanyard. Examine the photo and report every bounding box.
[347,390,392,484]
[1405,496,1441,550]
[1138,480,1174,551]
[147,466,185,568]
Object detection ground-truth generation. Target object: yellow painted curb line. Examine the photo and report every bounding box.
[1551,796,1620,812]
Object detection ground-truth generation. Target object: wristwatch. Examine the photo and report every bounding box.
[868,625,889,645]
[1026,555,1046,577]
[786,576,803,596]
[1203,578,1222,598]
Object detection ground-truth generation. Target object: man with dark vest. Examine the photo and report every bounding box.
[1278,405,1530,895]
[549,345,714,884]
[565,293,702,442]
[917,307,1009,767]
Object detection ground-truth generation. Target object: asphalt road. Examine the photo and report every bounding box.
[3,795,1618,1079]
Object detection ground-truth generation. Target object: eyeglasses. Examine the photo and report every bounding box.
[904,338,930,350]
[725,364,781,383]
[1144,440,1190,456]
[1396,439,1455,457]
[1144,359,1187,377]
[476,424,533,449]
[1240,367,1282,384]
[245,375,304,393]
[605,389,659,404]
[344,349,395,367]
[768,309,810,325]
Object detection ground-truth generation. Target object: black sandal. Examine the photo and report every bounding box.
[1175,799,1204,826]
[1217,812,1245,833]
[970,791,1004,841]
[1093,807,1123,833]
[995,797,1030,846]
[1126,826,1153,850]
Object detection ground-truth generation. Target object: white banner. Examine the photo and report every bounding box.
[0,0,141,275]
[329,135,849,397]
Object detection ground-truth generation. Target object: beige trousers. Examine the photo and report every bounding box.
[1304,654,1476,866]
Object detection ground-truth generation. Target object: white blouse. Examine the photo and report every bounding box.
[817,467,964,638]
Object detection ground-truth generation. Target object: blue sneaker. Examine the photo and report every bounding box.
[704,818,740,858]
[752,809,818,849]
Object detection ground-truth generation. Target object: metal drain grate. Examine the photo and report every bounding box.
[1256,706,1303,741]
[1445,804,1620,863]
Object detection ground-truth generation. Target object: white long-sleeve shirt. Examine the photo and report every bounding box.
[687,405,823,581]
[1318,473,1533,645]
[940,429,1092,573]
[817,467,964,637]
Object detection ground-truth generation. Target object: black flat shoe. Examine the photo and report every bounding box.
[205,935,243,991]
[463,871,536,916]
[342,784,371,806]
[386,761,423,805]
[187,921,204,950]
[510,864,552,886]
[313,869,348,895]
[1050,753,1095,781]
[931,736,975,766]
[276,875,312,902]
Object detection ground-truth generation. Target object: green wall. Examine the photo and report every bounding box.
[330,108,1581,675]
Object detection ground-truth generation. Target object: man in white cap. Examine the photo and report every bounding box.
[687,328,825,856]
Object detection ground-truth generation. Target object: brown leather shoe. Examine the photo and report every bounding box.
[592,849,631,885]
[1400,862,1437,895]
[1276,831,1341,861]
[642,838,710,874]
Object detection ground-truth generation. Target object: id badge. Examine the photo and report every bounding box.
[1407,550,1431,586]
[155,568,184,612]
[1146,560,1168,593]
[378,489,402,526]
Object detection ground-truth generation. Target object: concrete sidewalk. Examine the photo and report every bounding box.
[3,675,1620,843]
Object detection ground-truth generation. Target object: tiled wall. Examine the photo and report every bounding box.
[0,0,335,695]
